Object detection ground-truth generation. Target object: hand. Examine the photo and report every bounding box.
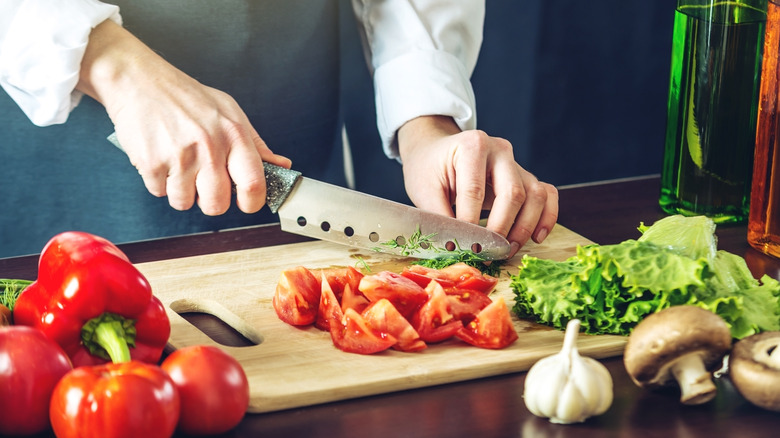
[398,116,558,257]
[76,20,291,215]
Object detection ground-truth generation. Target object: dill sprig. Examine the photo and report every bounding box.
[0,278,33,311]
[377,226,440,257]
[412,248,505,277]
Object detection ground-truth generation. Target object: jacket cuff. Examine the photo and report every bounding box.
[373,49,477,160]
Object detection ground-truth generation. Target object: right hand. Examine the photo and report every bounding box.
[77,20,291,215]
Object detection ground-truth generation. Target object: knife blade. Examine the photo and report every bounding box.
[107,132,512,260]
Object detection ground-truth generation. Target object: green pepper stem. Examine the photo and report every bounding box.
[81,313,137,363]
[94,320,132,363]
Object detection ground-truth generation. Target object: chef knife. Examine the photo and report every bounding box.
[107,133,512,260]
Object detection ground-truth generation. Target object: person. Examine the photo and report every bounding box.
[0,0,557,258]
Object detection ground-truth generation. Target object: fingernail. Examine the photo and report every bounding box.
[510,241,521,257]
[534,227,549,243]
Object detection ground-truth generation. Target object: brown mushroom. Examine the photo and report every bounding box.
[729,331,780,412]
[623,305,732,405]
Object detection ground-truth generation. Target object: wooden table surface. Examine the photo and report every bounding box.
[2,175,779,437]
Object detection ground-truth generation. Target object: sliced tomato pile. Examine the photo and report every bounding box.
[273,262,518,354]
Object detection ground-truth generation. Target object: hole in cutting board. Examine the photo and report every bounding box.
[169,298,262,347]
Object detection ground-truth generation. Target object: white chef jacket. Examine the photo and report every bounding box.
[0,0,483,159]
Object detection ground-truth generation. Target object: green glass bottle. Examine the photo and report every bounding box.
[659,0,767,224]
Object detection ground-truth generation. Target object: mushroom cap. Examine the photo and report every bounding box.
[623,305,732,388]
[729,331,780,412]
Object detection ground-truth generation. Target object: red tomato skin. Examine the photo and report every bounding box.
[161,345,250,436]
[444,288,493,324]
[0,326,73,436]
[400,267,456,288]
[411,281,463,343]
[49,361,180,438]
[273,266,321,326]
[359,271,428,318]
[316,266,364,301]
[331,308,397,354]
[362,299,427,352]
[402,263,499,295]
[315,275,344,331]
[439,262,499,294]
[455,297,519,349]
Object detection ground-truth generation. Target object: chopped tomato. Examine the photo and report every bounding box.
[362,299,426,352]
[273,266,321,326]
[439,263,499,294]
[445,288,492,324]
[456,297,518,349]
[330,308,396,354]
[411,281,463,343]
[359,271,429,318]
[401,263,498,295]
[401,265,456,288]
[341,283,370,314]
[315,273,344,331]
[316,266,364,301]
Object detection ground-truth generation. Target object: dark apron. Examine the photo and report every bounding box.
[0,0,348,257]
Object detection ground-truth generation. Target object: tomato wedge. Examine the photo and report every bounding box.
[273,266,321,326]
[445,288,493,324]
[456,297,518,349]
[402,263,498,295]
[362,299,426,352]
[400,265,456,288]
[330,308,396,354]
[411,281,463,343]
[315,266,364,302]
[315,274,344,332]
[341,283,370,314]
[359,271,428,318]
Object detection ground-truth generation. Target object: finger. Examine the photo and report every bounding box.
[483,162,526,238]
[453,144,489,225]
[403,164,455,218]
[531,183,559,244]
[195,162,232,215]
[228,144,267,214]
[249,128,293,169]
[505,173,550,248]
[136,166,168,199]
[165,168,198,211]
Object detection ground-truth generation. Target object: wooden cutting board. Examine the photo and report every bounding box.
[135,224,627,413]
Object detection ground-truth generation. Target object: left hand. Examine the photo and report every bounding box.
[398,116,558,258]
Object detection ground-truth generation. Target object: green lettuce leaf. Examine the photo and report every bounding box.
[510,215,780,338]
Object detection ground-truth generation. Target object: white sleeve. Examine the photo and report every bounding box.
[351,0,484,159]
[0,0,121,126]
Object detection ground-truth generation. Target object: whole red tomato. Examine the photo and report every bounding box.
[161,345,250,435]
[49,361,180,438]
[0,326,73,436]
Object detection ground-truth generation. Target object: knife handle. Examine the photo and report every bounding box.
[107,132,301,214]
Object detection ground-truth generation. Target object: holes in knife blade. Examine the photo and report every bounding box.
[471,243,483,254]
[444,241,456,252]
[344,226,354,237]
[320,221,331,232]
[296,216,307,227]
[395,236,406,247]
[369,232,379,242]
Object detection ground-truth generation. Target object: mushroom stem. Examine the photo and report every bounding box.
[670,353,717,405]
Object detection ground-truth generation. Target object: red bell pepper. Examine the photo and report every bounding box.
[13,231,170,366]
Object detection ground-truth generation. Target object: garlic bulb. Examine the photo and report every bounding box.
[523,319,613,424]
